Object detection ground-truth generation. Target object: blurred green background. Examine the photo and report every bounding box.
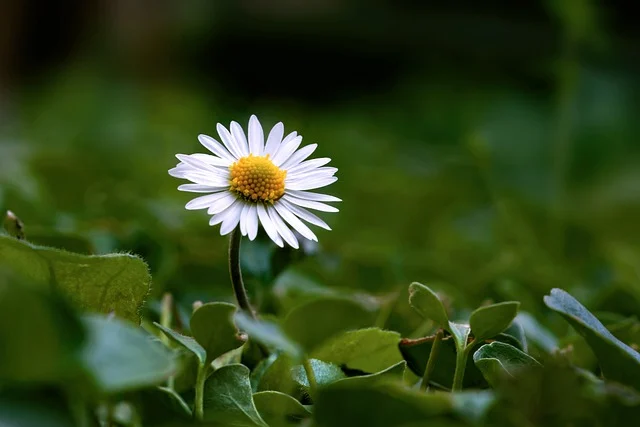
[1,0,639,327]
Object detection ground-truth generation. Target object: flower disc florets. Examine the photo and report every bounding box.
[229,154,286,203]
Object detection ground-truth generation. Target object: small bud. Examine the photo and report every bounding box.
[3,210,25,240]
[192,300,203,312]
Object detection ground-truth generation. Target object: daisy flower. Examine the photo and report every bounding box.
[169,115,340,248]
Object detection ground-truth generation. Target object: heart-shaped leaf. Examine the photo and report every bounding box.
[190,302,245,364]
[253,391,311,427]
[408,282,449,328]
[203,364,268,426]
[473,341,541,387]
[234,312,302,359]
[0,235,151,323]
[154,322,206,365]
[81,315,176,394]
[291,359,346,390]
[283,297,375,352]
[544,288,640,389]
[469,301,520,343]
[311,328,403,374]
[314,379,455,427]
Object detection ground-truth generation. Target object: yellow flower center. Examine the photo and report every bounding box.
[229,154,287,203]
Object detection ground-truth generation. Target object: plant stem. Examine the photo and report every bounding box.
[302,357,318,401]
[421,329,443,391]
[160,293,175,390]
[451,345,471,392]
[194,363,209,420]
[228,227,256,318]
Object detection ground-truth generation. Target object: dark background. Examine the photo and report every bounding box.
[1,0,639,327]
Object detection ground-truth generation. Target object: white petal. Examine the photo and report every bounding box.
[286,176,337,191]
[176,154,230,179]
[230,121,250,157]
[206,193,237,215]
[280,144,317,170]
[287,168,337,183]
[190,153,232,167]
[274,202,318,241]
[257,203,284,247]
[176,171,229,187]
[283,194,339,212]
[246,205,259,240]
[286,189,342,203]
[248,115,265,155]
[288,158,332,174]
[217,123,243,159]
[267,205,299,249]
[209,200,241,226]
[272,136,302,166]
[239,203,251,236]
[279,199,331,230]
[264,123,284,157]
[186,192,231,210]
[198,134,236,162]
[178,184,224,193]
[220,211,241,235]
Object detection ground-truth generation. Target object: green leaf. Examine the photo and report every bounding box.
[0,393,74,427]
[203,364,268,426]
[499,318,527,351]
[314,380,457,427]
[408,282,449,328]
[253,391,311,427]
[311,328,403,373]
[137,386,192,423]
[473,342,541,387]
[154,322,206,365]
[451,390,496,424]
[81,315,176,394]
[0,271,85,383]
[291,359,346,390]
[190,302,245,364]
[0,235,151,323]
[234,312,303,359]
[516,312,558,352]
[399,336,487,389]
[283,297,376,352]
[333,361,406,388]
[255,353,297,395]
[544,288,640,389]
[469,301,520,342]
[448,322,472,351]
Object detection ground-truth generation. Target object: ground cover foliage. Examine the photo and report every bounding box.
[0,224,639,426]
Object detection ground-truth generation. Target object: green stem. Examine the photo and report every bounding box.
[451,345,471,392]
[160,293,175,390]
[194,363,209,420]
[302,357,318,401]
[421,329,444,391]
[68,397,91,427]
[229,227,256,318]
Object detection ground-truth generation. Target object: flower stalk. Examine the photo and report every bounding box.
[228,227,256,319]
